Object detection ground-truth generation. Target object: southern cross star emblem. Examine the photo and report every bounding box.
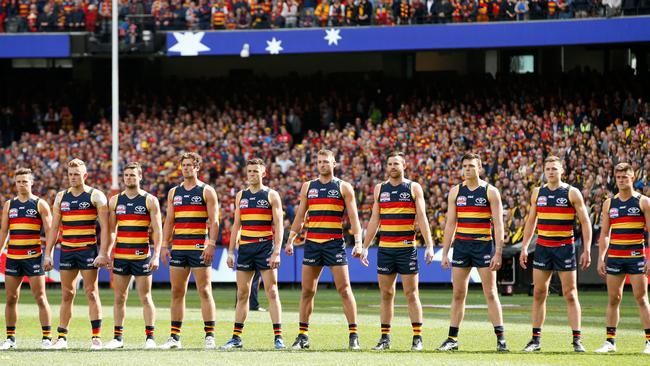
[324,28,342,46]
[168,32,210,56]
[265,37,283,55]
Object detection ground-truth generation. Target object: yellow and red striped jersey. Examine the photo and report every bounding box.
[239,188,274,245]
[305,179,345,243]
[60,188,98,251]
[454,182,492,243]
[172,184,208,251]
[378,180,416,248]
[535,184,576,247]
[7,197,42,260]
[114,192,151,260]
[607,193,646,258]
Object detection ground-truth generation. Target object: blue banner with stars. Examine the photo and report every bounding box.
[166,16,650,57]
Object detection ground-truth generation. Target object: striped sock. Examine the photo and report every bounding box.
[232,323,244,338]
[57,327,68,341]
[572,329,581,341]
[299,322,309,335]
[204,321,215,338]
[448,326,459,340]
[91,319,102,339]
[170,321,182,341]
[273,323,282,339]
[645,328,650,342]
[42,326,52,340]
[606,327,616,345]
[6,326,16,342]
[145,326,155,340]
[532,328,541,343]
[412,322,422,339]
[494,325,505,342]
[380,323,391,339]
[114,326,124,341]
[348,323,358,336]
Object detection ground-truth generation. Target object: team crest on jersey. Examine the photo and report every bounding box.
[380,192,391,202]
[173,196,183,206]
[257,199,269,208]
[609,208,619,218]
[628,207,640,215]
[240,199,249,208]
[135,206,146,214]
[191,196,203,204]
[556,197,568,206]
[399,192,411,200]
[327,189,340,198]
[60,201,70,211]
[26,209,37,217]
[8,208,18,218]
[536,196,547,207]
[308,189,319,198]
[475,197,487,205]
[456,196,467,206]
[116,205,127,215]
[79,201,91,209]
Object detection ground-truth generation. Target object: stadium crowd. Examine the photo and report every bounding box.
[0,70,649,247]
[1,0,647,33]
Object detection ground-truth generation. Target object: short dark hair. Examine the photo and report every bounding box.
[614,162,634,175]
[387,151,405,160]
[544,155,562,164]
[123,162,143,176]
[14,168,33,179]
[247,158,266,167]
[461,152,481,165]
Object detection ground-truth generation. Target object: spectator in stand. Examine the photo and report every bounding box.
[573,0,590,16]
[393,0,410,24]
[37,3,57,31]
[375,0,395,25]
[211,0,227,29]
[251,1,270,28]
[355,0,372,25]
[329,0,345,27]
[412,0,427,23]
[67,3,86,31]
[313,0,329,27]
[84,2,97,32]
[196,0,210,29]
[434,0,452,22]
[282,0,298,28]
[515,0,529,19]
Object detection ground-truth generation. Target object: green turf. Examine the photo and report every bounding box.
[1,285,649,365]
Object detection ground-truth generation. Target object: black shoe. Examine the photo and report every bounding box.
[497,340,509,352]
[349,334,360,350]
[372,336,391,350]
[437,338,458,351]
[522,340,541,352]
[291,334,309,350]
[572,339,585,353]
[411,336,423,351]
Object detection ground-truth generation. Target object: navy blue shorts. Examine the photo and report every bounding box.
[606,256,646,275]
[4,255,44,277]
[377,246,419,275]
[60,246,98,271]
[170,250,209,268]
[303,239,347,267]
[533,244,576,271]
[113,257,153,276]
[237,240,274,271]
[452,240,494,268]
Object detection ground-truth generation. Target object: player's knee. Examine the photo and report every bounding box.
[265,285,279,302]
[171,286,187,300]
[114,291,128,305]
[483,289,498,303]
[301,287,316,300]
[139,292,154,307]
[197,286,213,300]
[380,288,395,302]
[608,293,622,306]
[633,292,649,307]
[5,292,19,306]
[337,285,352,300]
[236,289,250,303]
[34,293,48,307]
[83,284,99,299]
[533,287,548,302]
[563,288,578,304]
[404,289,419,303]
[452,289,467,303]
[61,288,76,303]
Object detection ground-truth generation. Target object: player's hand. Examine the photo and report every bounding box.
[93,254,110,269]
[441,251,450,269]
[359,248,369,267]
[519,248,528,269]
[226,252,235,269]
[351,245,363,258]
[148,255,160,271]
[201,243,216,265]
[645,261,650,276]
[284,243,294,256]
[579,251,591,270]
[424,246,434,265]
[490,252,502,271]
[597,258,607,278]
[267,251,281,269]
[161,246,170,265]
[43,255,53,271]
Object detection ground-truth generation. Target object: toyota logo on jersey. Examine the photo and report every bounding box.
[556,198,568,206]
[257,199,270,208]
[327,189,340,198]
[26,209,38,217]
[399,192,411,200]
[191,196,202,204]
[79,201,91,209]
[628,207,640,215]
[475,197,487,205]
[135,206,146,214]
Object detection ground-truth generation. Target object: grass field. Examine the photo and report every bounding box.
[1,284,649,365]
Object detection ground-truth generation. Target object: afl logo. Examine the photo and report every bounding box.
[456,196,467,206]
[257,200,270,208]
[609,208,619,218]
[327,189,340,198]
[60,201,71,211]
[308,189,319,198]
[475,197,487,205]
[556,198,568,205]
[536,196,547,207]
[628,207,641,215]
[380,192,391,202]
[399,192,411,200]
[79,201,91,209]
[8,208,18,218]
[26,209,38,217]
[135,206,146,214]
[240,199,249,208]
[173,196,183,206]
[116,205,126,215]
[191,196,202,204]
